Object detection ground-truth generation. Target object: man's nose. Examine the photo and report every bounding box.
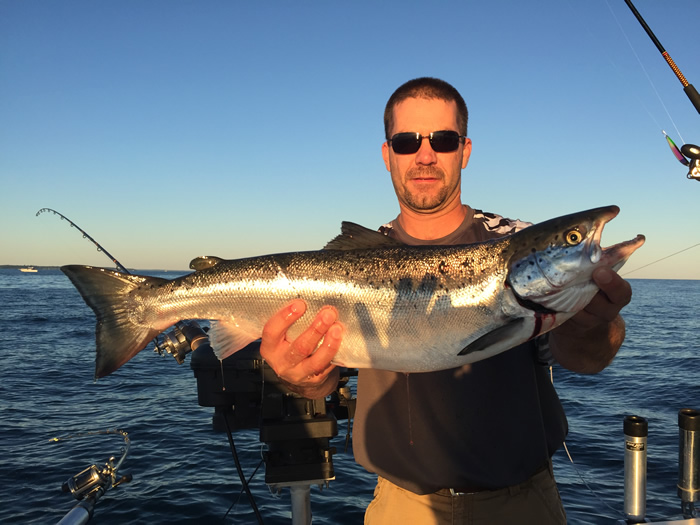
[415,136,437,165]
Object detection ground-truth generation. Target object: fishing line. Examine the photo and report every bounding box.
[622,241,700,277]
[50,429,130,468]
[604,0,685,143]
[566,0,685,143]
[549,368,625,520]
[562,441,626,520]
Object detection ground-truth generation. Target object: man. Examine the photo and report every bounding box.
[260,78,631,524]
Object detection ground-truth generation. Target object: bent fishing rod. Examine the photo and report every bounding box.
[36,208,129,274]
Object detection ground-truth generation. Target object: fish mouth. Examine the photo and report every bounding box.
[591,205,646,271]
[601,234,646,271]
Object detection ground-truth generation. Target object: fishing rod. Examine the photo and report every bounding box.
[54,430,132,525]
[36,208,130,273]
[623,0,700,115]
[622,0,700,180]
[37,207,201,363]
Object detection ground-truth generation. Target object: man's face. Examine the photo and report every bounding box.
[382,97,472,215]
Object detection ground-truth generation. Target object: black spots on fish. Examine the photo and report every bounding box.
[437,260,448,275]
[395,277,416,296]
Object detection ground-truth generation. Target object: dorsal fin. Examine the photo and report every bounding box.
[324,222,404,251]
[189,256,225,271]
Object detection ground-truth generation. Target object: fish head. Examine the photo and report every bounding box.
[506,205,645,313]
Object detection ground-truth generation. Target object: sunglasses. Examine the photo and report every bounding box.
[388,130,466,155]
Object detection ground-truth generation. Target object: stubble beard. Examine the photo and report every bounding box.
[403,166,449,211]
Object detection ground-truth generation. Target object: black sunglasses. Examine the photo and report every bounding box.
[388,130,466,155]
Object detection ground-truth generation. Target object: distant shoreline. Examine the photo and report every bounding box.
[0,265,189,273]
[1,265,62,271]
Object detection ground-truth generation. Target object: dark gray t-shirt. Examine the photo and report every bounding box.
[351,206,567,494]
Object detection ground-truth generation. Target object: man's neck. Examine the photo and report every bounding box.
[396,202,468,240]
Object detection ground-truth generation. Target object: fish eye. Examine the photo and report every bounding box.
[564,228,584,246]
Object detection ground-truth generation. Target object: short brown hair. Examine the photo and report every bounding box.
[384,77,468,139]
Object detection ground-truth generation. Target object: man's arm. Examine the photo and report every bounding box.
[549,267,632,374]
[259,299,343,399]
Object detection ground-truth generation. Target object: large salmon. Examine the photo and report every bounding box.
[61,205,644,378]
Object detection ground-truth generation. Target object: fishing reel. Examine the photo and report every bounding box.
[681,143,700,181]
[62,457,132,501]
[154,321,210,364]
[56,430,132,524]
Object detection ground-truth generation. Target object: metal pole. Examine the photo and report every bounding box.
[624,415,648,523]
[290,484,312,525]
[678,408,700,518]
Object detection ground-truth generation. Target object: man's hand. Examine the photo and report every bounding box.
[260,299,343,399]
[550,267,632,374]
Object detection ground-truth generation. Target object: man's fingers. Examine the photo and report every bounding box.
[261,299,307,348]
[592,268,632,307]
[300,323,344,378]
[260,302,344,391]
[283,306,339,366]
[584,268,632,323]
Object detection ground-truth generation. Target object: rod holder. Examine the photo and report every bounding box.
[678,408,700,518]
[624,415,648,523]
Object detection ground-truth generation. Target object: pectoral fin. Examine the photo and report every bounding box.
[458,319,525,356]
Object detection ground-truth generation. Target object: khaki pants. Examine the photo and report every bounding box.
[364,463,566,525]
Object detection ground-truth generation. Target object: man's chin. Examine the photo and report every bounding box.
[404,194,447,211]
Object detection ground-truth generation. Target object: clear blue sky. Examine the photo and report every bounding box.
[2,0,699,278]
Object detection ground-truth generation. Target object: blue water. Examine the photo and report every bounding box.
[0,269,698,524]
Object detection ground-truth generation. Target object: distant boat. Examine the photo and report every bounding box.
[19,267,38,273]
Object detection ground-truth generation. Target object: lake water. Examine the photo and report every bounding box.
[0,269,698,523]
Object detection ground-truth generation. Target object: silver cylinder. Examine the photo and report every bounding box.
[678,409,700,506]
[290,484,312,525]
[624,415,648,522]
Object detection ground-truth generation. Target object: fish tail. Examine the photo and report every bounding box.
[61,265,167,379]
